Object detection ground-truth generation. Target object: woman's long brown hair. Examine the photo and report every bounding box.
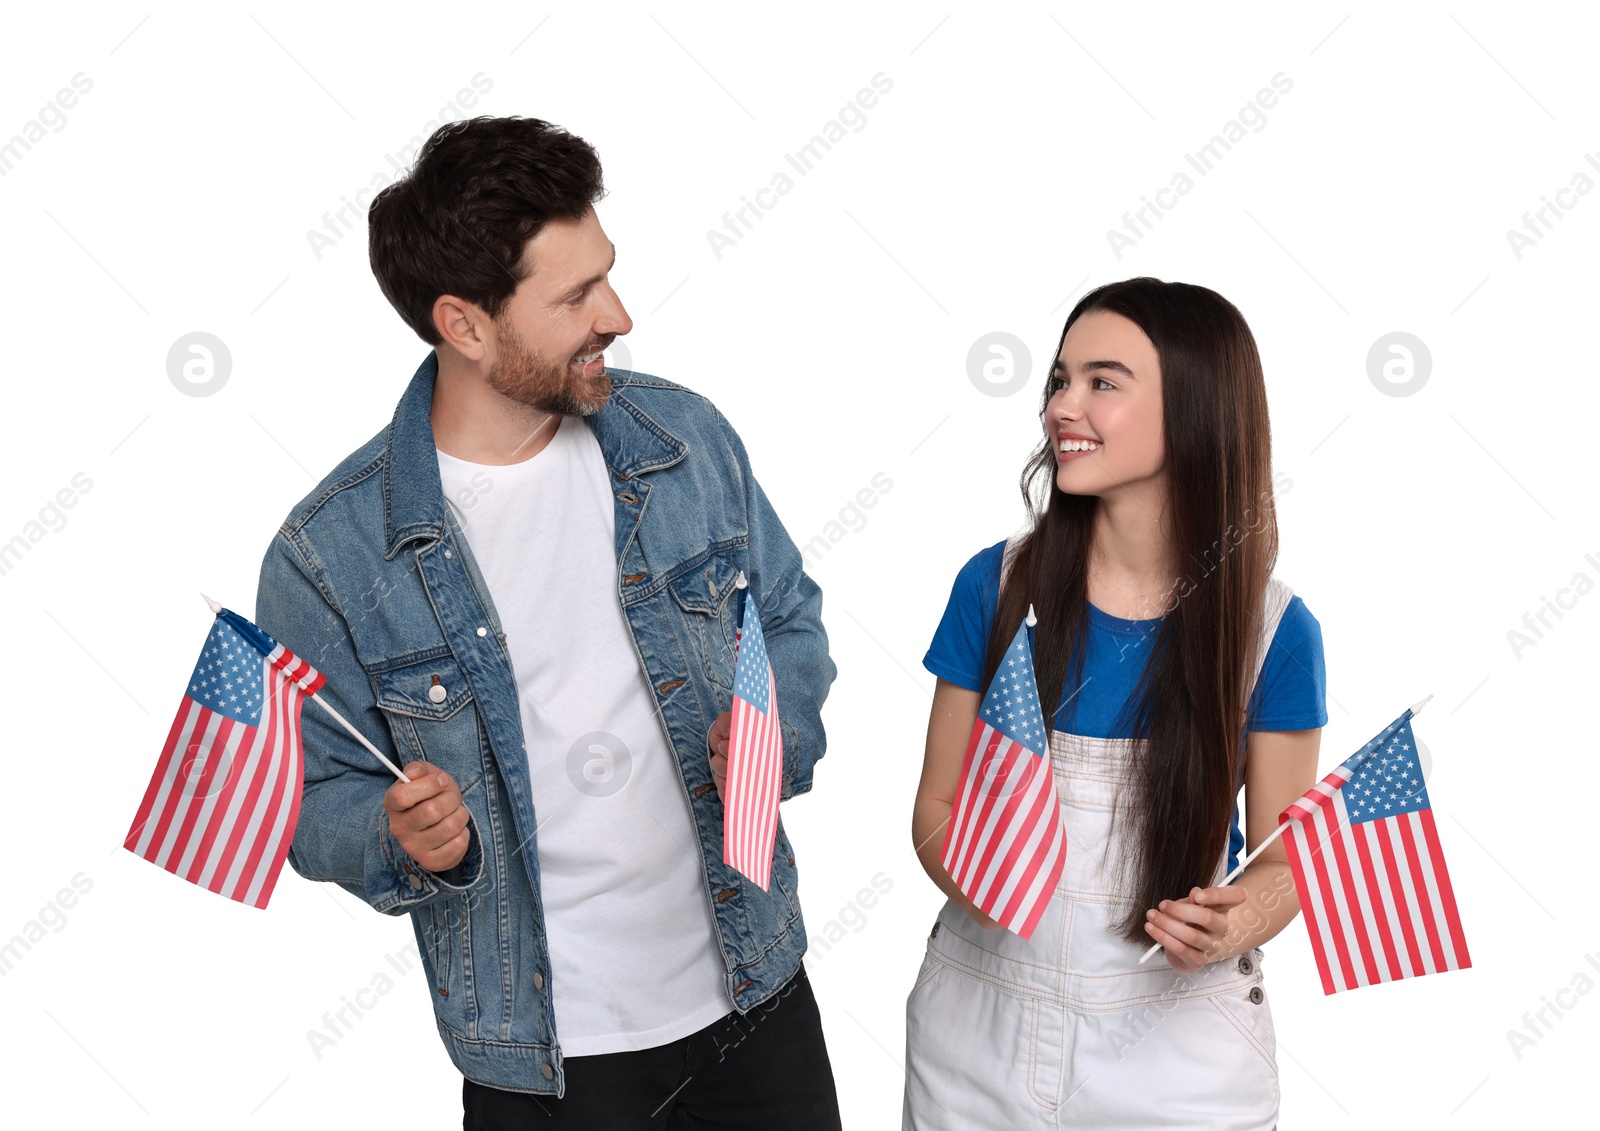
[979,277,1279,943]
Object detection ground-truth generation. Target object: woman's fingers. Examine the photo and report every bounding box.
[1146,906,1210,951]
[1192,884,1248,908]
[1156,898,1227,934]
[1143,920,1203,970]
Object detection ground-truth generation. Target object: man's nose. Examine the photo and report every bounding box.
[594,281,633,338]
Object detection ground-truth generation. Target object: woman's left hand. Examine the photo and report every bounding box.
[1144,885,1248,972]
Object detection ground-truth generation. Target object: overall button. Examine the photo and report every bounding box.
[930,921,941,939]
[476,626,488,637]
[1237,955,1254,975]
[1247,986,1264,1005]
[533,971,545,990]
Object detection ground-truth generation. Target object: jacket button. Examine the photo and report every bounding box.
[1237,955,1253,975]
[407,872,423,891]
[427,683,447,703]
[930,921,940,939]
[1248,986,1264,1005]
[533,971,545,990]
[476,627,488,637]
[540,1064,554,1080]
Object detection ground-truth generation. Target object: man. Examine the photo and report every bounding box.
[255,116,841,1128]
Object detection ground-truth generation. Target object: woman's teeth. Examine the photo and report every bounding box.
[1059,439,1100,452]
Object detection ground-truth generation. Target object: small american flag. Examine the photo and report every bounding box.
[940,616,1067,939]
[125,608,324,909]
[724,588,783,890]
[1282,709,1471,994]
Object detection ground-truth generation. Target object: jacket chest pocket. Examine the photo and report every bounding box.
[369,649,482,781]
[666,543,746,691]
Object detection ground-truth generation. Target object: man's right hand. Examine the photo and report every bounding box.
[383,761,471,874]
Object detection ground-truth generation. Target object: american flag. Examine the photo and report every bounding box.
[724,589,783,890]
[940,617,1067,939]
[124,608,325,909]
[1281,709,1471,994]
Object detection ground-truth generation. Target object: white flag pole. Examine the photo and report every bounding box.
[306,694,408,782]
[202,593,409,783]
[1136,693,1433,965]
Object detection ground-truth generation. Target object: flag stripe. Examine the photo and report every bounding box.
[954,736,1028,895]
[1371,818,1426,978]
[943,721,1001,881]
[1326,793,1382,986]
[945,726,1008,885]
[1348,821,1400,982]
[230,673,293,903]
[207,671,284,898]
[194,691,277,892]
[242,682,303,906]
[1419,808,1471,969]
[965,744,1036,902]
[1305,796,1360,991]
[1014,808,1066,940]
[127,699,202,856]
[1284,821,1337,995]
[130,699,208,859]
[989,760,1057,926]
[172,717,247,880]
[1397,812,1449,973]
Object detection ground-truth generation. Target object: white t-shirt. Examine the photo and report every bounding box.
[437,415,730,1056]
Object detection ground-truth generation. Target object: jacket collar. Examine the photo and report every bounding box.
[383,350,688,557]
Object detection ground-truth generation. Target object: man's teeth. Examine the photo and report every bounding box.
[577,351,603,364]
[1060,439,1101,452]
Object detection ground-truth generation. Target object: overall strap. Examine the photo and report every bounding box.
[1247,577,1294,706]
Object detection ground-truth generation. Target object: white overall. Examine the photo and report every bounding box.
[904,576,1294,1130]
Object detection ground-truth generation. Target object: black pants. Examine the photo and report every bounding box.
[463,964,842,1130]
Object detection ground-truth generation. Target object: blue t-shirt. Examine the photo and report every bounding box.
[923,539,1329,872]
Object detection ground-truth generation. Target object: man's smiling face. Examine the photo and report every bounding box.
[484,205,633,416]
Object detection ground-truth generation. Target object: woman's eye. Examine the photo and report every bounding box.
[1093,377,1114,391]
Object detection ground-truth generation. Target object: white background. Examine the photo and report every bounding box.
[1,2,1594,1127]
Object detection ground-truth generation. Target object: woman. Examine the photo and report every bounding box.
[904,278,1327,1129]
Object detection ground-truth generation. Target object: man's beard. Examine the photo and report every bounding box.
[485,318,613,417]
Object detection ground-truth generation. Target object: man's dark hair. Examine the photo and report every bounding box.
[368,116,606,345]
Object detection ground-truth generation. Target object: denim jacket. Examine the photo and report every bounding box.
[254,351,835,1096]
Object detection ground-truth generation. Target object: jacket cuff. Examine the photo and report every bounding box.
[370,805,485,913]
[779,717,808,800]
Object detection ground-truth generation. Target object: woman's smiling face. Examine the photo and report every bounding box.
[1045,309,1166,501]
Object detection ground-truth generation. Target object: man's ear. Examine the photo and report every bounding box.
[434,294,491,360]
